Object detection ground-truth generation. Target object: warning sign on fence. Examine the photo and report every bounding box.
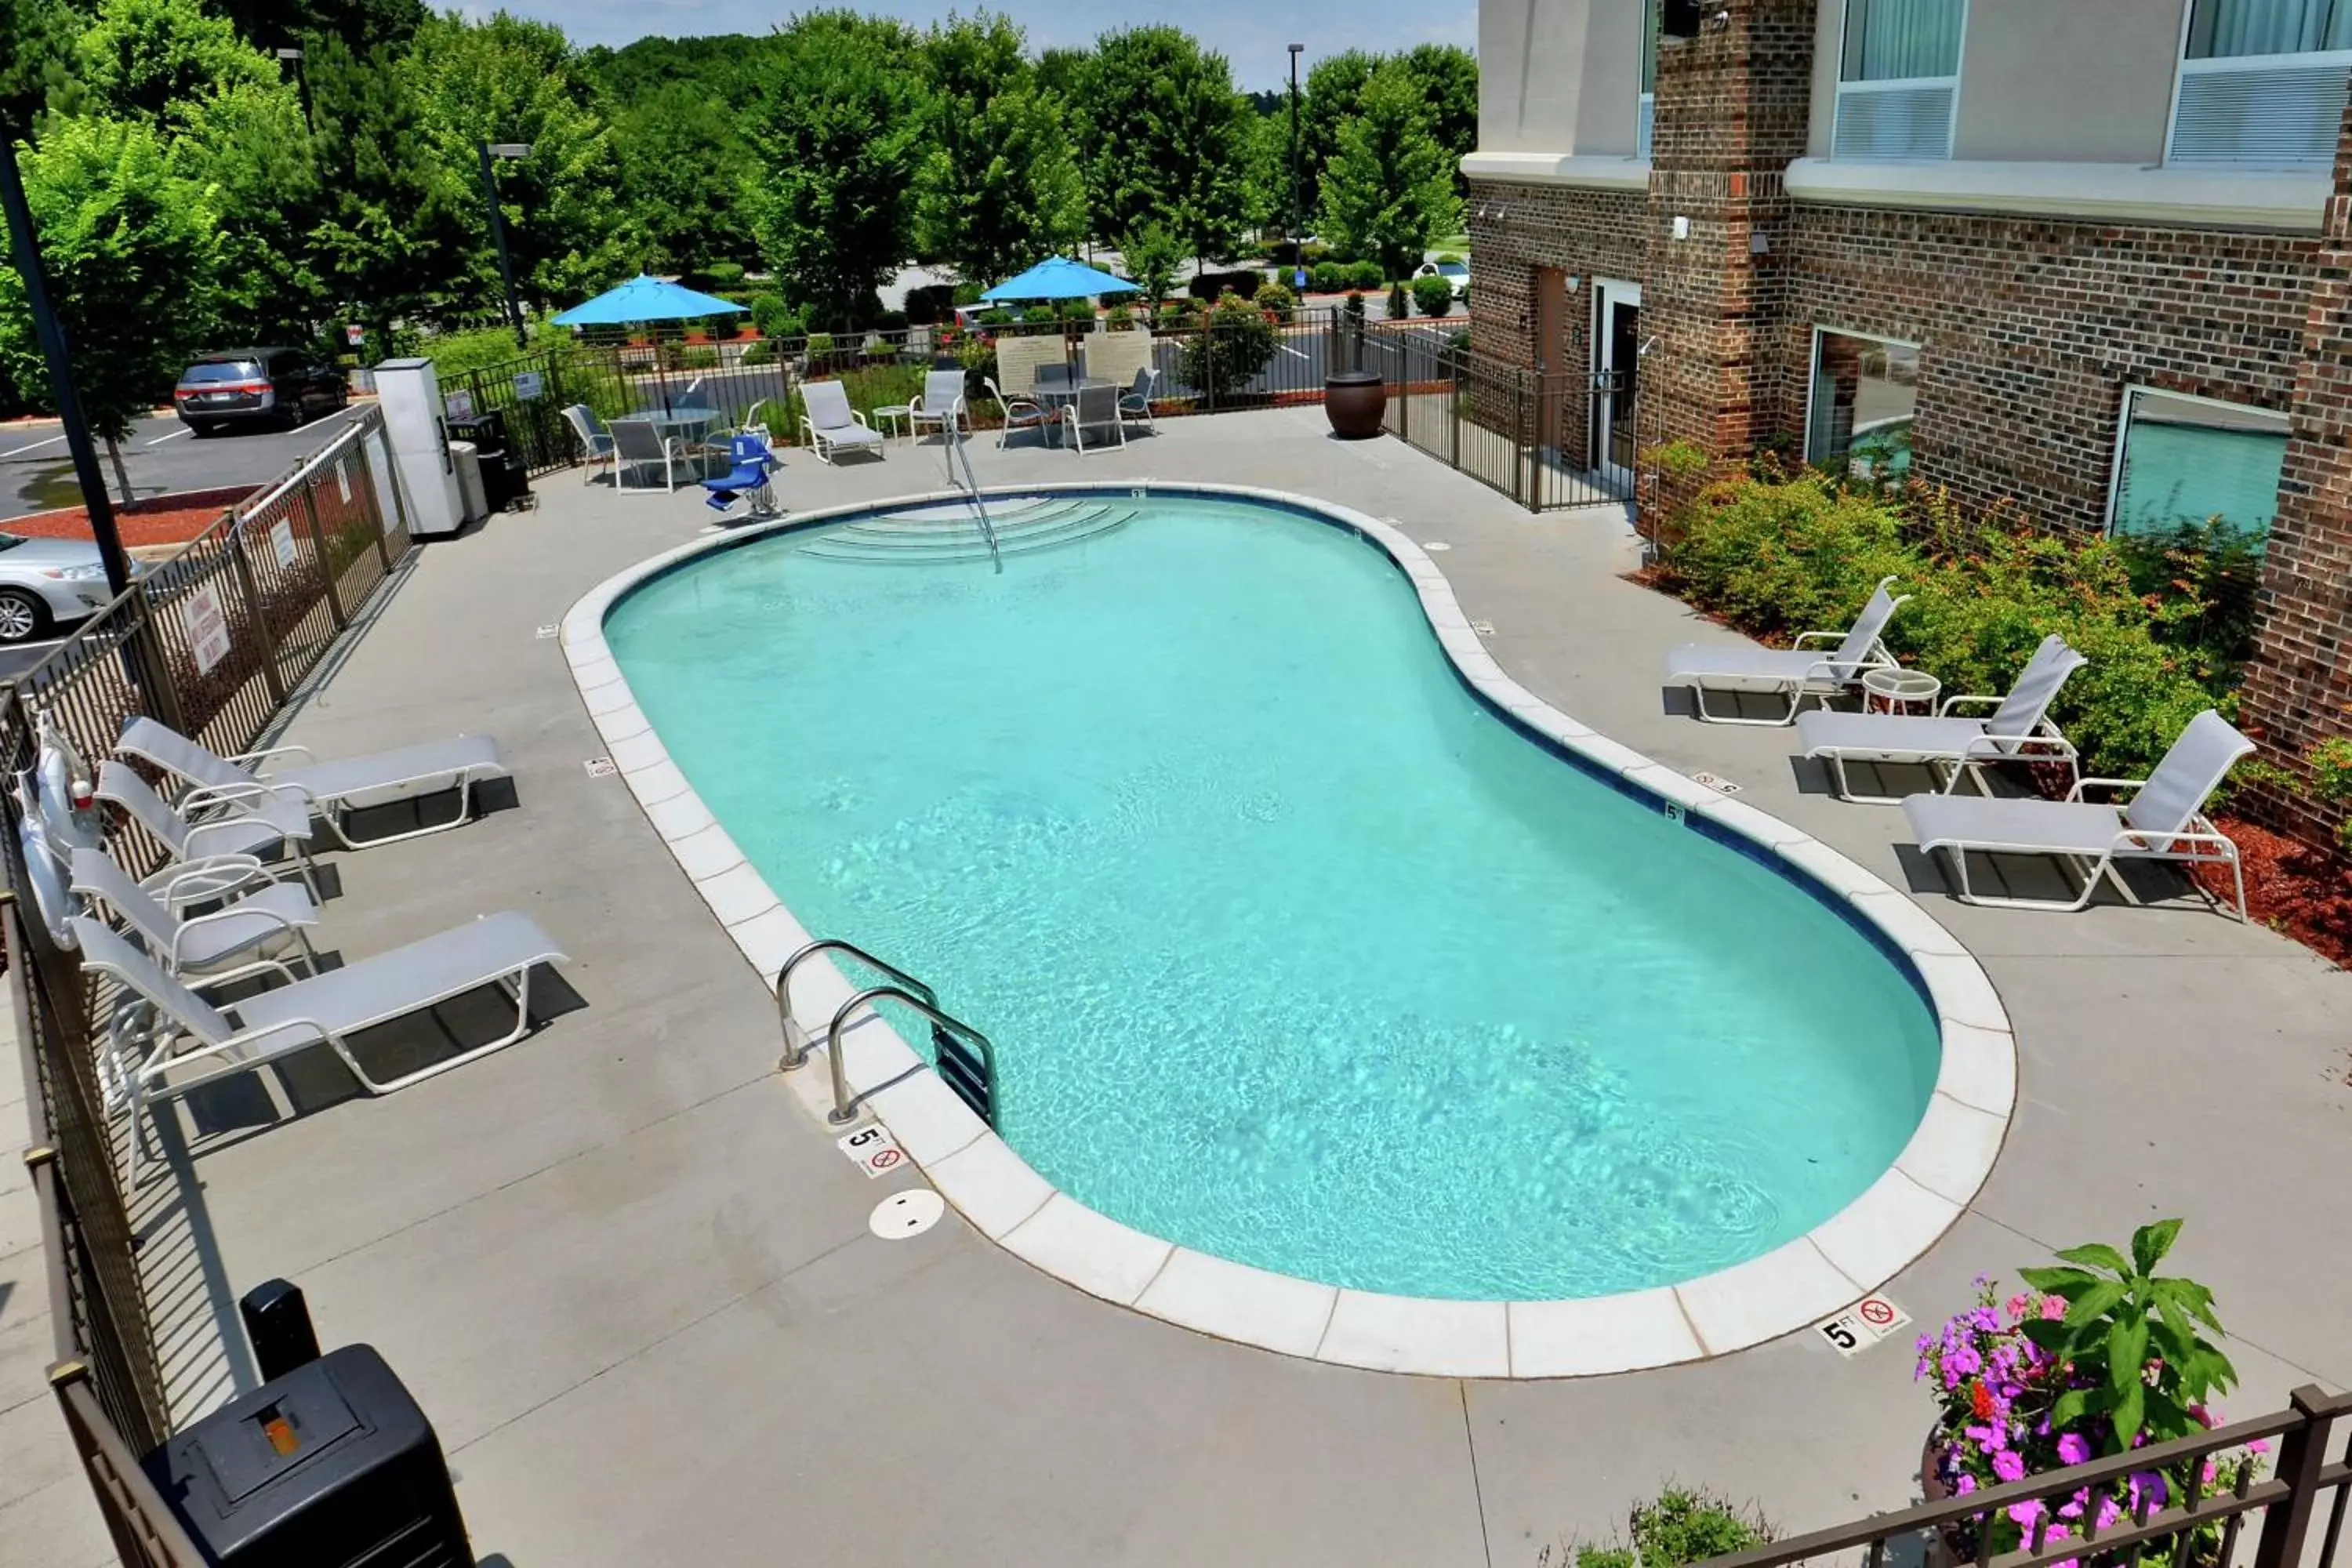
[185,583,231,676]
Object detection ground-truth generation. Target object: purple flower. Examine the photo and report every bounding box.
[1955,1474,1978,1496]
[2009,1498,2045,1527]
[2096,1497,2123,1530]
[1947,1346,1984,1377]
[1993,1450,2027,1483]
[2057,1434,2092,1465]
[2129,1472,2169,1512]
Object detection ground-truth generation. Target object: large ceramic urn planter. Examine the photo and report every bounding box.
[1324,369,1386,438]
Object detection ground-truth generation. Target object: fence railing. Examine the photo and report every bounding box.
[1372,332,1634,512]
[4,404,414,1563]
[1695,1385,2350,1568]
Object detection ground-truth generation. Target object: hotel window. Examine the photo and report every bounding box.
[2108,390,2289,543]
[2170,0,2352,166]
[1807,330,1920,481]
[1833,0,1966,161]
[1639,0,1659,158]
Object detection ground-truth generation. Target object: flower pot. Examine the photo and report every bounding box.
[1921,1435,1969,1568]
[1325,369,1386,439]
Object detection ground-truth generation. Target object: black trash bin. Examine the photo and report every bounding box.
[142,1344,474,1567]
[444,411,529,513]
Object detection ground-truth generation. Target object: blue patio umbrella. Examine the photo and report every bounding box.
[981,257,1140,302]
[551,274,748,326]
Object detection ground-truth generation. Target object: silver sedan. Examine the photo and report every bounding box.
[0,532,131,644]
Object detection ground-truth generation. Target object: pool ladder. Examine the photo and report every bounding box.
[940,416,1003,573]
[776,938,998,1128]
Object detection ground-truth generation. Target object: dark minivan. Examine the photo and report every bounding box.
[173,347,347,435]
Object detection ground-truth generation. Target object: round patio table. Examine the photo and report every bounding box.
[1032,379,1117,446]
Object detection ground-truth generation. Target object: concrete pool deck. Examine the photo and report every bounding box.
[24,408,2349,1566]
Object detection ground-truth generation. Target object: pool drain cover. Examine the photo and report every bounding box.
[869,1189,945,1240]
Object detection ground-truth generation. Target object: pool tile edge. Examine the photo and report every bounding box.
[559,477,2019,1383]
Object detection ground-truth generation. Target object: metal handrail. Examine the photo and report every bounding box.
[940,412,1003,573]
[823,984,996,1127]
[775,937,935,1069]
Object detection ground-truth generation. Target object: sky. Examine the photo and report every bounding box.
[482,0,1475,91]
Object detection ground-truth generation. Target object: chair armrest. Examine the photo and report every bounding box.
[223,742,316,769]
[143,854,272,908]
[1937,694,2002,716]
[2068,776,2146,803]
[182,777,309,814]
[851,412,873,429]
[1791,630,1842,648]
[182,815,284,856]
[169,902,311,967]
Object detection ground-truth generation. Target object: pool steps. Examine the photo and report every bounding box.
[795,498,1134,564]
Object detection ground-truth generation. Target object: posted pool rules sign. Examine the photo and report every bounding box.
[1817,1294,1911,1357]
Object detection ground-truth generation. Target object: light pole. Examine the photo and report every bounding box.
[1287,44,1305,270]
[274,46,311,129]
[476,141,532,349]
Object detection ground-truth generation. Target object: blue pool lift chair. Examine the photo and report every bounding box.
[701,433,781,517]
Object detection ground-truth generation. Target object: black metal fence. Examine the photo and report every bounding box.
[1370,328,1634,512]
[5,408,415,1564]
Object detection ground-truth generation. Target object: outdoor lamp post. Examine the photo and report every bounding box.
[274,47,311,128]
[477,141,532,349]
[1287,44,1305,269]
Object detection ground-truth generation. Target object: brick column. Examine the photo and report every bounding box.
[1640,0,1817,526]
[2239,91,2352,846]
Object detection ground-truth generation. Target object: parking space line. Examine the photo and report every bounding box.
[0,433,67,459]
[1280,345,1312,361]
[144,427,192,445]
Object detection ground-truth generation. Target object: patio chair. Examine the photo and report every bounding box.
[96,760,318,896]
[908,370,971,443]
[69,846,318,984]
[611,418,689,492]
[71,909,566,1184]
[798,380,886,464]
[1900,709,2253,918]
[1795,634,2088,804]
[1119,367,1159,434]
[985,376,1049,449]
[700,434,781,517]
[1664,575,1907,725]
[1060,381,1127,455]
[117,716,507,851]
[1035,362,1073,394]
[560,405,614,486]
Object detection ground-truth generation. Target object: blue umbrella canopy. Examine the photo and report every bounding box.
[981,257,1140,302]
[551,274,748,326]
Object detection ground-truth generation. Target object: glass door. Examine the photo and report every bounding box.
[1592,280,1642,492]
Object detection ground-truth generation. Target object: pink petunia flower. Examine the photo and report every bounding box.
[2042,1296,2070,1320]
[1993,1450,2027,1483]
[1955,1474,1978,1496]
[2057,1434,2092,1465]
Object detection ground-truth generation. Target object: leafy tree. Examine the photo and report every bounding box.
[1119,222,1183,308]
[1318,60,1461,281]
[612,82,757,277]
[1,0,81,137]
[74,0,280,132]
[0,118,223,499]
[740,11,924,328]
[1033,45,1092,103]
[303,31,465,343]
[172,78,325,341]
[1083,27,1250,268]
[912,13,1083,287]
[1298,49,1376,212]
[215,0,428,55]
[1240,107,1294,240]
[1179,292,1277,395]
[408,11,631,323]
[1397,43,1478,193]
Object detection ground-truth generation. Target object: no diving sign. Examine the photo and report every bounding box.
[1817,1294,1911,1357]
[836,1122,907,1180]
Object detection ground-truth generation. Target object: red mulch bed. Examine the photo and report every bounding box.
[2,485,256,548]
[2193,815,2352,968]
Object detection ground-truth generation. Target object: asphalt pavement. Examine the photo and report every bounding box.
[0,402,367,519]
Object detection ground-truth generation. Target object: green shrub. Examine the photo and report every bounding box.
[805,332,835,358]
[978,307,1015,327]
[1254,279,1297,322]
[1311,260,1346,293]
[1661,474,2245,779]
[418,324,535,379]
[1436,250,1465,265]
[1545,1487,1774,1568]
[1348,259,1385,290]
[1344,289,1366,324]
[1410,274,1455,318]
[951,280,984,307]
[742,339,775,365]
[750,294,800,339]
[679,345,719,370]
[1179,293,1279,394]
[1104,303,1135,332]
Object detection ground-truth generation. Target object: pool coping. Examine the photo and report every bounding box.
[560,479,2018,1380]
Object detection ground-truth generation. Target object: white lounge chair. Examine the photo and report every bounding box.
[1664,575,1907,725]
[1060,381,1126,455]
[1900,709,2252,917]
[908,370,971,443]
[985,376,1048,448]
[118,717,506,850]
[560,405,615,485]
[96,760,318,897]
[69,846,318,983]
[1795,634,2087,803]
[610,418,690,492]
[799,380,885,463]
[72,910,567,1183]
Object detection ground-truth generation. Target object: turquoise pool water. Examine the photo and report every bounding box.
[605,495,1940,1301]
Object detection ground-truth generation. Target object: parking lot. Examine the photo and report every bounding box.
[0,402,368,520]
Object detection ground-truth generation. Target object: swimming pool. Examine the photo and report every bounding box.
[600,490,1959,1311]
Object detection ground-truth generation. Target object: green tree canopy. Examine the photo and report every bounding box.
[408,11,630,322]
[303,30,465,340]
[1298,49,1376,209]
[1,0,81,136]
[0,117,223,497]
[73,0,279,132]
[611,81,759,278]
[740,10,925,327]
[912,13,1083,286]
[1083,27,1250,266]
[215,0,428,56]
[1397,43,1479,194]
[172,78,323,340]
[1317,60,1460,281]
